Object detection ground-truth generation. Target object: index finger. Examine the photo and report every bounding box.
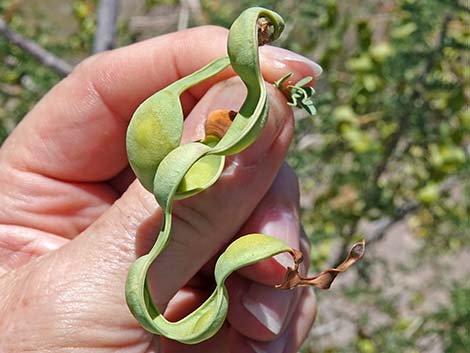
[0,26,320,182]
[0,26,232,182]
[236,162,304,285]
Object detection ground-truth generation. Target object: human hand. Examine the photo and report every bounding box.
[0,26,321,353]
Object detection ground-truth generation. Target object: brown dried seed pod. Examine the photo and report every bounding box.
[275,240,366,290]
[204,109,237,139]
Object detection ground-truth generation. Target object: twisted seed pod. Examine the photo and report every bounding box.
[125,8,288,344]
[125,7,364,345]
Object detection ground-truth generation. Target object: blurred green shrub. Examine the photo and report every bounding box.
[0,0,96,141]
[200,0,470,265]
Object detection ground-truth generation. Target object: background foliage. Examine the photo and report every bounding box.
[1,0,468,352]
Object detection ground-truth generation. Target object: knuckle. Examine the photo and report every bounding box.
[70,51,110,77]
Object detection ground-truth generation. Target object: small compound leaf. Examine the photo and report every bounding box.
[295,76,313,87]
[274,72,293,88]
[276,76,317,116]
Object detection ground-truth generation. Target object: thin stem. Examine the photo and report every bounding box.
[93,0,120,53]
[0,18,73,77]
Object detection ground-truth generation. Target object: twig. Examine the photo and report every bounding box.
[327,203,417,268]
[329,175,459,267]
[177,0,190,31]
[310,320,341,337]
[188,0,203,23]
[365,202,420,246]
[0,18,73,77]
[93,0,120,53]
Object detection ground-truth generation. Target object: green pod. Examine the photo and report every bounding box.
[126,233,292,344]
[126,57,230,191]
[210,7,285,156]
[125,7,295,344]
[124,6,365,344]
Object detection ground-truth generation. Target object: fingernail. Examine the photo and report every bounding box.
[260,211,299,269]
[248,337,287,353]
[243,282,293,335]
[260,45,323,78]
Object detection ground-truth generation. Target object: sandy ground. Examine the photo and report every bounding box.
[306,220,470,352]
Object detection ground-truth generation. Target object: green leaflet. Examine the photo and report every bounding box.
[125,6,363,345]
[274,73,317,115]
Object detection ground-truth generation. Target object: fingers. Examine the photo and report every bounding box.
[218,162,308,342]
[229,287,317,353]
[0,26,230,181]
[192,166,303,342]
[235,163,301,286]
[0,77,312,352]
[0,27,320,183]
[0,24,323,352]
[0,75,296,350]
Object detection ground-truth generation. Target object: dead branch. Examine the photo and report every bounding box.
[93,0,120,53]
[177,0,190,31]
[177,0,203,30]
[0,18,73,77]
[310,320,342,337]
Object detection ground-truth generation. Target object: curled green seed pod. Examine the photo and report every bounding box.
[126,8,288,344]
[125,6,364,345]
